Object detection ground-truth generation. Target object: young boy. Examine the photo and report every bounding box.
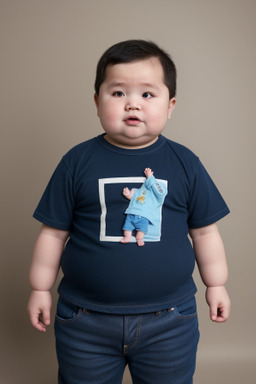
[28,40,230,384]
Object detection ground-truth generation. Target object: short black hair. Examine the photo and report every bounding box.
[94,40,177,99]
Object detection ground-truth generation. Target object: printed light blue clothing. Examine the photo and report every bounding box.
[123,175,167,239]
[33,134,230,315]
[125,175,167,224]
[122,214,149,234]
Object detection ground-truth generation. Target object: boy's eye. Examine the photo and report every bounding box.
[142,92,153,99]
[113,91,125,97]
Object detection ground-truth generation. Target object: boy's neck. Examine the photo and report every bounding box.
[103,134,159,149]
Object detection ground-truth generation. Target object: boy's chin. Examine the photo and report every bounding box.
[104,134,159,149]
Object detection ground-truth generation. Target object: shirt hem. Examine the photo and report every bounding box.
[57,286,197,315]
[188,207,230,228]
[33,212,71,231]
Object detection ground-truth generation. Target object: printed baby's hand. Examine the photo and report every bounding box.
[27,290,52,332]
[144,168,153,178]
[123,187,135,201]
[206,286,231,323]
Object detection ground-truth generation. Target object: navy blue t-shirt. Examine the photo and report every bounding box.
[33,134,230,314]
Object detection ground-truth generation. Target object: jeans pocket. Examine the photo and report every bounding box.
[55,297,82,323]
[174,296,197,319]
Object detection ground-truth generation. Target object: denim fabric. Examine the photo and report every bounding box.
[122,214,149,234]
[54,296,199,384]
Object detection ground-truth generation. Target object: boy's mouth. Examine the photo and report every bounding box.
[125,116,141,125]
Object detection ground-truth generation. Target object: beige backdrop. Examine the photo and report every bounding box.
[1,0,256,383]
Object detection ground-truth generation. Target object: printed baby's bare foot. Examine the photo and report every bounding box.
[121,237,131,244]
[137,239,145,246]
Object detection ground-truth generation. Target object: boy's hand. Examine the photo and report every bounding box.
[206,286,231,323]
[144,168,153,178]
[27,290,52,332]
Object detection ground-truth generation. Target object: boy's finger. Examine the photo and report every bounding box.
[209,304,217,321]
[42,310,51,326]
[30,313,47,332]
[211,304,230,322]
[216,305,230,322]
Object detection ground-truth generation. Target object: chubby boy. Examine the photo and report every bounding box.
[28,40,230,384]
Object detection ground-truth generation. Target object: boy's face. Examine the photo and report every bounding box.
[94,57,176,149]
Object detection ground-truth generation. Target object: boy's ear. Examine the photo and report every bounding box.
[167,97,176,119]
[94,93,100,116]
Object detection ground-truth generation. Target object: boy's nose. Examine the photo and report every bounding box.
[125,101,141,111]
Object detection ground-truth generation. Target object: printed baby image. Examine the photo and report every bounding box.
[121,168,167,246]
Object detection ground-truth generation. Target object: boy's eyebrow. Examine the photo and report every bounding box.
[107,81,161,90]
[141,82,161,90]
[107,82,126,88]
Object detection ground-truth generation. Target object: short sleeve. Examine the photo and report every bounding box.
[187,161,230,228]
[33,158,75,230]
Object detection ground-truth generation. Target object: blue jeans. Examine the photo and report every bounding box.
[54,296,199,384]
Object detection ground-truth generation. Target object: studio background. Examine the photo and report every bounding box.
[1,0,255,383]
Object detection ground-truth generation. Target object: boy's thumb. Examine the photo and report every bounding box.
[42,310,51,325]
[210,305,217,321]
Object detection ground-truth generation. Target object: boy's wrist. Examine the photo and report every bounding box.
[30,288,52,295]
[206,284,225,287]
[206,284,227,289]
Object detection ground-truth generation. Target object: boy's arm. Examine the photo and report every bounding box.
[27,224,69,332]
[189,223,231,323]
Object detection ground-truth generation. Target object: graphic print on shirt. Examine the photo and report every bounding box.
[98,176,168,243]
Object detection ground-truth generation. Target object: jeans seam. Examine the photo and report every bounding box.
[124,315,142,352]
[174,308,197,320]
